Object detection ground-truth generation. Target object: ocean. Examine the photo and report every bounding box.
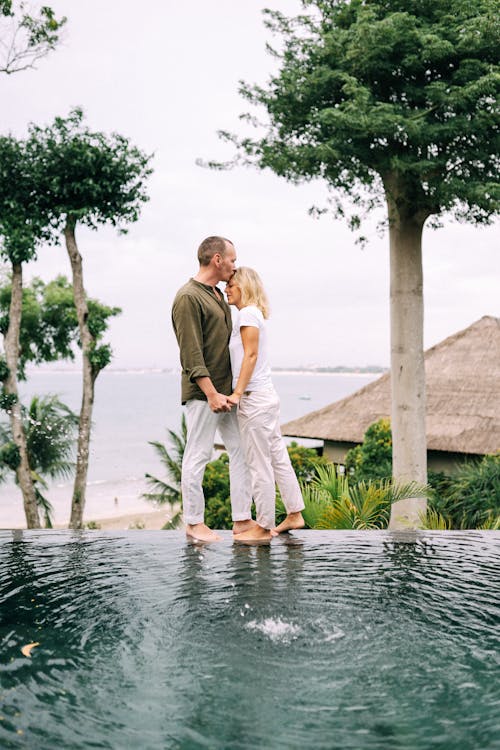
[0,370,379,526]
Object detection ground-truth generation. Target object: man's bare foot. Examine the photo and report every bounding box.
[232,519,259,535]
[274,512,305,534]
[233,524,274,542]
[186,523,221,542]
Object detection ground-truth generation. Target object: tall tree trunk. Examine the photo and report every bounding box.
[64,219,96,530]
[4,262,41,528]
[385,180,428,529]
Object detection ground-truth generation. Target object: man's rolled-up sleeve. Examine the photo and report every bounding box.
[172,295,210,382]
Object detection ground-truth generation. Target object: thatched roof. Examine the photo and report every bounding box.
[282,316,500,456]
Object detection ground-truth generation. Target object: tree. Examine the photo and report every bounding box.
[0,394,79,527]
[345,418,392,482]
[27,109,153,528]
[212,0,499,527]
[0,1,66,74]
[0,270,120,528]
[0,275,121,378]
[0,135,51,527]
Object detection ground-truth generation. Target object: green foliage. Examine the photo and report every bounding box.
[0,135,50,264]
[299,484,332,529]
[26,108,153,237]
[434,454,500,529]
[203,453,232,529]
[306,463,429,530]
[0,275,121,379]
[0,394,78,526]
[286,440,328,481]
[345,418,392,482]
[0,439,19,470]
[0,392,17,410]
[143,414,186,505]
[217,0,499,228]
[419,508,452,530]
[23,394,78,480]
[85,520,102,530]
[0,2,66,75]
[478,514,500,531]
[88,342,112,379]
[0,357,9,382]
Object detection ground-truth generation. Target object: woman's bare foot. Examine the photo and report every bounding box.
[186,523,221,542]
[233,524,274,542]
[232,519,259,535]
[274,512,305,534]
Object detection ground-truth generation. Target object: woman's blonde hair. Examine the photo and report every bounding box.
[232,267,270,319]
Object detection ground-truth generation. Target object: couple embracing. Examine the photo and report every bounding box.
[172,235,305,543]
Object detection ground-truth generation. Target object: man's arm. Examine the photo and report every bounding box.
[195,376,231,413]
[172,294,230,412]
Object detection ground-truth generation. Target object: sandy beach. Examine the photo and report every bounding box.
[1,510,173,531]
[55,509,173,531]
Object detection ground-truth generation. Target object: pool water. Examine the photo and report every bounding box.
[0,530,499,749]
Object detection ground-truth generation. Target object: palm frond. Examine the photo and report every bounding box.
[143,472,180,506]
[477,514,500,530]
[311,463,349,502]
[143,417,186,506]
[34,486,54,529]
[162,509,183,530]
[419,508,452,530]
[300,483,332,529]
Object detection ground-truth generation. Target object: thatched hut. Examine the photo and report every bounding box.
[281,316,500,474]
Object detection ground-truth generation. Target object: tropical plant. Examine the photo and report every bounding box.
[211,0,500,526]
[436,454,500,529]
[0,394,78,527]
[418,508,452,530]
[345,418,392,482]
[286,441,328,482]
[306,464,429,530]
[142,414,186,529]
[478,514,500,531]
[203,453,232,530]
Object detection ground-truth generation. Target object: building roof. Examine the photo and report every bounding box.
[282,316,500,456]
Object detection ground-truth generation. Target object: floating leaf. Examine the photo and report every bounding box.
[21,642,39,657]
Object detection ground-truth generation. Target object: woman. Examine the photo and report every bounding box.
[226,267,305,541]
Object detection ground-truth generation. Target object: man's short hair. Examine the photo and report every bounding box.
[197,236,233,266]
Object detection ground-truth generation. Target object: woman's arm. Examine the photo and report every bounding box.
[227,326,259,405]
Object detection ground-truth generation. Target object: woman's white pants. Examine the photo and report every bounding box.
[237,386,305,530]
[182,399,252,526]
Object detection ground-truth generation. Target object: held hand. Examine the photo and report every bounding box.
[208,392,231,413]
[227,392,240,407]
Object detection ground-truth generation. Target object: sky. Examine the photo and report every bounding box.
[1,0,498,369]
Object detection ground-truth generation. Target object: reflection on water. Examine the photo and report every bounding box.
[0,530,499,749]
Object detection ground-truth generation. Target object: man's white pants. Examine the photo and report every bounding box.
[237,386,305,530]
[182,399,252,526]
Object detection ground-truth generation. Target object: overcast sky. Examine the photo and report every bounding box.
[2,0,498,369]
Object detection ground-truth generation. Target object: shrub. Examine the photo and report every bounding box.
[345,418,392,482]
[437,454,500,529]
[203,453,232,529]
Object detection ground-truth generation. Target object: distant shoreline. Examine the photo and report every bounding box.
[26,366,388,376]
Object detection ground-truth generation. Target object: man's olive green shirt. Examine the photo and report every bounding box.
[172,279,233,404]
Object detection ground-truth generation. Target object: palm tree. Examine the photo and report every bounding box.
[0,394,79,527]
[142,415,186,528]
[302,464,430,530]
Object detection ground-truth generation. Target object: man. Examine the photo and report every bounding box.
[172,236,255,541]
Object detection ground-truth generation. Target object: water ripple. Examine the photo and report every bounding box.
[0,529,499,749]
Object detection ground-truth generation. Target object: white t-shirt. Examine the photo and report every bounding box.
[229,305,272,391]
